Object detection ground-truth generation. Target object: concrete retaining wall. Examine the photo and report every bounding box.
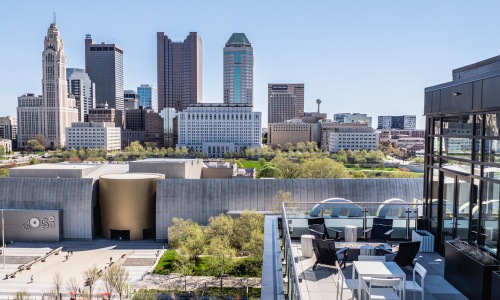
[0,177,94,240]
[156,178,423,240]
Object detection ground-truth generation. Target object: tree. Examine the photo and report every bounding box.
[352,171,367,178]
[207,214,235,242]
[47,272,63,300]
[258,165,283,178]
[26,140,45,153]
[14,290,30,300]
[34,134,46,147]
[271,156,301,178]
[206,236,236,291]
[233,211,264,259]
[83,265,100,300]
[296,142,306,152]
[173,246,195,291]
[168,218,205,263]
[0,168,8,177]
[66,277,81,299]
[0,145,5,157]
[300,157,350,178]
[272,190,298,213]
[103,264,130,300]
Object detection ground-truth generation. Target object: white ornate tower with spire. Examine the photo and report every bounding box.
[41,22,78,148]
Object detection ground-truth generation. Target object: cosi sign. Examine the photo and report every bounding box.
[271,85,289,90]
[23,215,56,230]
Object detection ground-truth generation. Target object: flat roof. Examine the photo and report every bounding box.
[132,158,199,164]
[12,164,96,170]
[100,173,164,180]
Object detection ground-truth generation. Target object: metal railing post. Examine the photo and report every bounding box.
[406,206,411,240]
[363,207,368,240]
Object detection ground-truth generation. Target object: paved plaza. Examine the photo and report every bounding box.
[0,239,164,299]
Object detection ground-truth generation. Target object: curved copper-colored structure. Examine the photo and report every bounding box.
[99,173,165,240]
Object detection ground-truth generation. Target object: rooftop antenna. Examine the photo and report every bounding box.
[53,11,56,24]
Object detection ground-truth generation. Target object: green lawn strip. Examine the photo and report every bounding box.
[346,167,398,171]
[240,160,264,170]
[155,249,178,274]
[155,251,261,277]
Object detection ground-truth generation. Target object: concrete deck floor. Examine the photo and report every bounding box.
[292,241,467,300]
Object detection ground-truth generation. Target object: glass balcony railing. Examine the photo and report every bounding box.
[280,200,425,300]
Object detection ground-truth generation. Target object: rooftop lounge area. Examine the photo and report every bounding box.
[261,199,499,299]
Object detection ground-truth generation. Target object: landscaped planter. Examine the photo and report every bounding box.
[445,241,500,300]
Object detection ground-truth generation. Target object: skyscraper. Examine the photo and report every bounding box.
[85,35,124,111]
[268,84,304,123]
[224,33,253,105]
[157,32,202,112]
[67,68,95,122]
[137,84,158,111]
[17,23,78,149]
[377,115,416,130]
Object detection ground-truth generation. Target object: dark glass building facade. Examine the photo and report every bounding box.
[424,56,500,257]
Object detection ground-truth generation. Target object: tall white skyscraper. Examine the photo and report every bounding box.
[17,23,78,149]
[223,33,253,106]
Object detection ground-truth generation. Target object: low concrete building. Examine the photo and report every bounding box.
[321,122,369,151]
[129,158,204,179]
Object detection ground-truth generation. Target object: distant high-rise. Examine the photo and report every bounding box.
[124,90,140,110]
[137,84,158,111]
[224,33,253,105]
[67,68,95,122]
[0,116,17,141]
[85,35,124,111]
[17,23,78,149]
[334,113,372,127]
[157,32,202,112]
[377,115,416,130]
[268,84,304,123]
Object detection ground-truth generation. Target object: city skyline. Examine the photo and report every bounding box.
[3,1,500,127]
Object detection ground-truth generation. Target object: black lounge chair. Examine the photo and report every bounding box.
[364,217,394,243]
[312,239,349,270]
[385,241,421,268]
[308,218,342,241]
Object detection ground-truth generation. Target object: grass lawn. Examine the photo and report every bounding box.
[346,167,398,171]
[155,250,261,277]
[239,159,264,170]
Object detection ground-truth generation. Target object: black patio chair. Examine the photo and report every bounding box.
[385,241,421,268]
[312,239,349,270]
[308,223,342,241]
[363,217,394,243]
[308,217,325,226]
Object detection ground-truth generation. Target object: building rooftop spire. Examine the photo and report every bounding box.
[225,33,251,46]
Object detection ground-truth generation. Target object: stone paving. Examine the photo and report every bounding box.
[137,274,261,292]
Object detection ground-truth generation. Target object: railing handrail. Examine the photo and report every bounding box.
[283,202,424,205]
[282,202,302,300]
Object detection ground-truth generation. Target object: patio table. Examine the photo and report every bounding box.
[352,261,406,299]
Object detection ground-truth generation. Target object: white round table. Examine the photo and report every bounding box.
[344,225,358,242]
[301,234,315,258]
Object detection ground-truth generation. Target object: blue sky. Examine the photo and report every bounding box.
[2,1,500,128]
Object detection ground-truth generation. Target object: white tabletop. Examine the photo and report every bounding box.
[352,261,406,299]
[353,261,405,278]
